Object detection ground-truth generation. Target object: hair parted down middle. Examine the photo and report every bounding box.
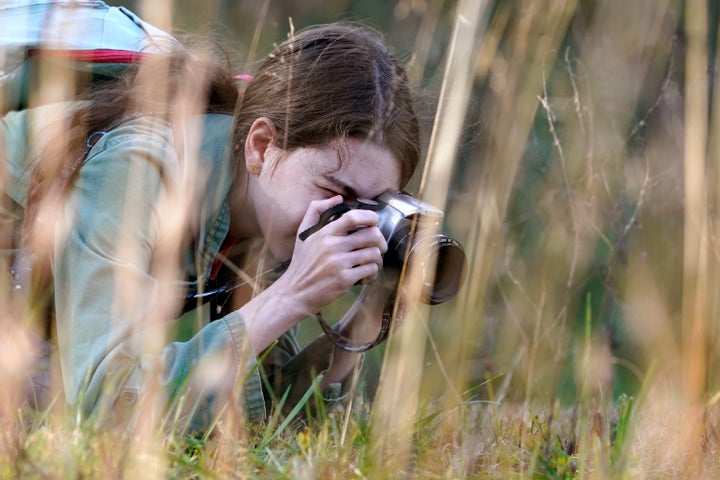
[232,23,421,188]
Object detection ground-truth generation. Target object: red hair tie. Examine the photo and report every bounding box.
[232,74,254,83]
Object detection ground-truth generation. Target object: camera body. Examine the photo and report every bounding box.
[299,191,467,304]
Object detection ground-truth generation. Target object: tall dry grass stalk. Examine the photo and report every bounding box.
[370,0,488,474]
[680,0,709,473]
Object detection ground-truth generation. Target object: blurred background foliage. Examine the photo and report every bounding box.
[107,0,720,410]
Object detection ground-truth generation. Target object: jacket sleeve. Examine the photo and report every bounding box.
[53,118,266,431]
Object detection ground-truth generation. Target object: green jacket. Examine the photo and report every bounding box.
[2,104,337,431]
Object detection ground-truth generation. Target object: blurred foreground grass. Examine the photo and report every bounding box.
[5,0,720,477]
[8,390,720,478]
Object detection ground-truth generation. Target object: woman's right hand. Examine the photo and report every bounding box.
[275,195,388,318]
[239,195,389,353]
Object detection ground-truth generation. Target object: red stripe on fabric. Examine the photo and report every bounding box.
[27,49,148,63]
[210,238,239,281]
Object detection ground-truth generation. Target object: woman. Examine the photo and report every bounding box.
[2,22,420,431]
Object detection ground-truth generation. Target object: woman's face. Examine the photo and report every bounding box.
[249,137,402,261]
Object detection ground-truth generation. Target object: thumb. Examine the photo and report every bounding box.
[297,195,345,237]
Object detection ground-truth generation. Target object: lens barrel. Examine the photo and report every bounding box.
[386,222,467,304]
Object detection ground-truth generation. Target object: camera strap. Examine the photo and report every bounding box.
[313,284,397,352]
[314,306,393,353]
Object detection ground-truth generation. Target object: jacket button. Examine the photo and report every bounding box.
[119,389,137,405]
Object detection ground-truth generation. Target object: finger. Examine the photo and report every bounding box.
[349,262,381,285]
[323,209,380,236]
[297,196,345,235]
[344,246,384,269]
[345,246,384,285]
[342,227,388,254]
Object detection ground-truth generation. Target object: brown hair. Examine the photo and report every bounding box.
[232,23,420,187]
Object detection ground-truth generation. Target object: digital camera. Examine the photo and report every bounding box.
[299,191,467,304]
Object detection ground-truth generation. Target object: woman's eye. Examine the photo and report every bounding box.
[319,186,356,203]
[320,187,341,198]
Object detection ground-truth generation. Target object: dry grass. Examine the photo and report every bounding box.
[3,0,720,478]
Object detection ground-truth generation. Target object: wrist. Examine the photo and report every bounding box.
[267,274,316,320]
[239,279,313,353]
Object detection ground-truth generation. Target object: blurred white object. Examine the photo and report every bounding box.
[0,0,175,110]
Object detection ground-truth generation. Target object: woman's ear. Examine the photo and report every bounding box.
[244,117,277,175]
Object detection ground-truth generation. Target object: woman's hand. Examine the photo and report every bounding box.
[277,196,388,317]
[240,195,390,354]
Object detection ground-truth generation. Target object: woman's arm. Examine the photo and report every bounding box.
[54,118,266,428]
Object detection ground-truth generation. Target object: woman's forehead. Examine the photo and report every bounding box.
[307,138,401,194]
